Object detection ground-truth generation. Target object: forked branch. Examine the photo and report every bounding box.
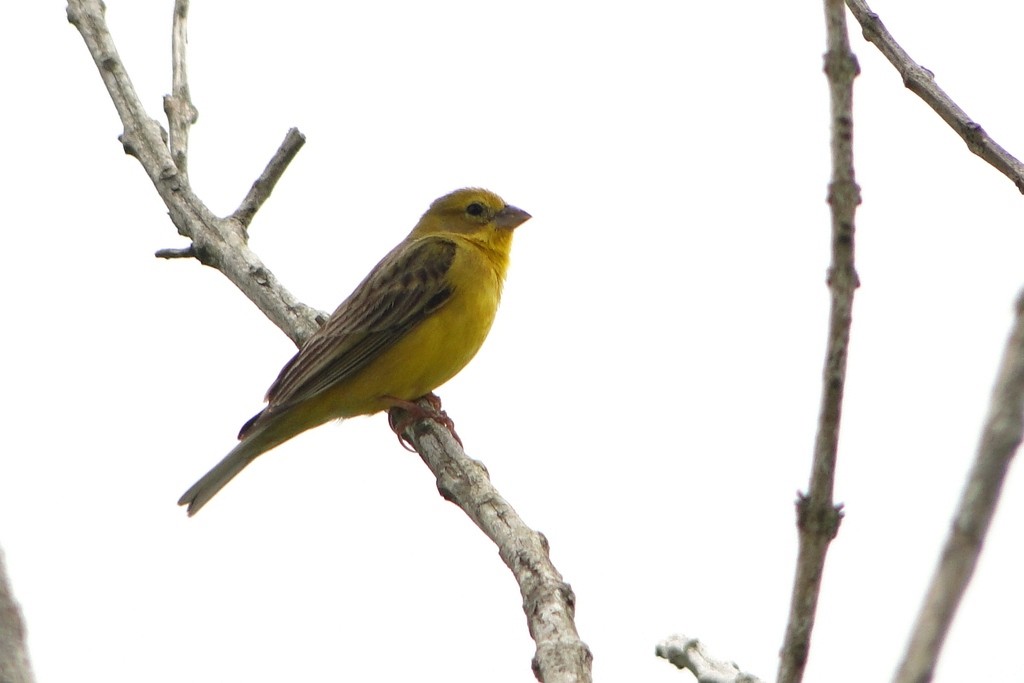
[66,0,319,346]
[64,2,590,681]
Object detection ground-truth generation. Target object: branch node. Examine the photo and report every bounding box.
[961,121,986,154]
[167,0,196,174]
[163,94,198,126]
[795,493,844,540]
[118,133,138,159]
[823,49,860,81]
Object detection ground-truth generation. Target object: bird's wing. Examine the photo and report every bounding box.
[262,236,458,412]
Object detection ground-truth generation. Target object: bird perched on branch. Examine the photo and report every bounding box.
[178,188,531,515]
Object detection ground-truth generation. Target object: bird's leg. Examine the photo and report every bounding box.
[386,392,463,451]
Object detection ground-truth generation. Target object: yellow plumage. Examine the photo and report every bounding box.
[178,188,530,515]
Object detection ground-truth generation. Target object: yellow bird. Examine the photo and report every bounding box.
[178,188,530,515]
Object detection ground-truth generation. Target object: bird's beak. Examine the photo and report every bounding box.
[495,204,532,230]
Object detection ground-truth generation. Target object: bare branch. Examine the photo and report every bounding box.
[163,0,198,176]
[656,635,763,683]
[845,0,1024,194]
[0,548,36,683]
[391,400,593,683]
[66,0,320,346]
[777,3,859,683]
[67,4,587,682]
[230,128,307,229]
[893,289,1024,683]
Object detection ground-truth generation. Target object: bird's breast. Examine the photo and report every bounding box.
[347,242,505,411]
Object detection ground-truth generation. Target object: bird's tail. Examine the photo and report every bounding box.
[178,420,292,516]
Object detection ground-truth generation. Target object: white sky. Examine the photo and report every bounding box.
[4,2,1023,682]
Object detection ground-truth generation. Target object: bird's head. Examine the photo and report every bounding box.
[411,188,531,249]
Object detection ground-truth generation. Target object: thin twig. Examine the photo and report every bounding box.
[893,289,1024,683]
[155,246,196,259]
[391,400,593,683]
[845,0,1024,194]
[0,548,36,683]
[776,3,859,683]
[656,635,763,683]
[230,128,307,229]
[163,0,198,177]
[66,0,320,346]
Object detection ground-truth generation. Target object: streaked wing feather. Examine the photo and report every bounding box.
[262,237,457,410]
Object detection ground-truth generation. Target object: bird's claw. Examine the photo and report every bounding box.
[387,393,463,451]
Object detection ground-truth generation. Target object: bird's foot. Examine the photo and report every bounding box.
[386,393,463,451]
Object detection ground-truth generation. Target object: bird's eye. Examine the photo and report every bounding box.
[466,202,485,217]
